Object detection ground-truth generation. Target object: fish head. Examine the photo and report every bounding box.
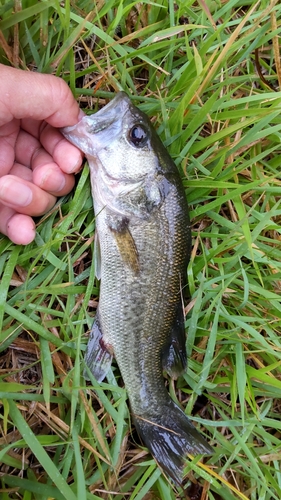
[61,92,162,183]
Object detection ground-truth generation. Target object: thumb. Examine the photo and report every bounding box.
[0,64,80,128]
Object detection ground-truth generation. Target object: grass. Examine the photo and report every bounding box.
[1,0,281,498]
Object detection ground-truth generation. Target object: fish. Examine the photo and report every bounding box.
[61,92,212,483]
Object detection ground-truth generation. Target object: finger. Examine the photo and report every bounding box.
[0,175,56,216]
[10,162,33,182]
[25,145,76,195]
[0,64,80,127]
[32,160,76,196]
[40,123,84,174]
[0,205,36,245]
[0,119,19,174]
[15,128,41,167]
[15,131,76,195]
[19,122,83,174]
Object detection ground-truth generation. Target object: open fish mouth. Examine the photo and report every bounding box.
[62,93,132,154]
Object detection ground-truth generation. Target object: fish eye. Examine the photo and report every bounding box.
[128,124,148,147]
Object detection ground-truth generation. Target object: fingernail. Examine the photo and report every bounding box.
[0,178,33,207]
[40,168,66,192]
[69,160,83,174]
[68,150,83,174]
[56,170,66,191]
[78,109,85,121]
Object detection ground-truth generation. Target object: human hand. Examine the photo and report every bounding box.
[0,64,84,245]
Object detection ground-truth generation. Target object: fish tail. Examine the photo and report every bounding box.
[133,399,212,484]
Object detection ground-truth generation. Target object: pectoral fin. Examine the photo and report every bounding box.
[108,216,140,275]
[162,302,187,379]
[84,311,113,382]
[94,231,101,280]
[112,228,140,275]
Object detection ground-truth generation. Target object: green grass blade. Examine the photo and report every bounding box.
[7,400,77,500]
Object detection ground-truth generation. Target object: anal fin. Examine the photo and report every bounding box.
[84,311,113,382]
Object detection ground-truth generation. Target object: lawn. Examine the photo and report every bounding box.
[1,1,281,499]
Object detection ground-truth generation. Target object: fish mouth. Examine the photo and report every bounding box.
[61,92,132,155]
[92,92,131,123]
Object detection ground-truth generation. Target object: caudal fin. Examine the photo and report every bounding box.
[133,399,212,484]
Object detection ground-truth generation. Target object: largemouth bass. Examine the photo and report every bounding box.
[62,92,212,483]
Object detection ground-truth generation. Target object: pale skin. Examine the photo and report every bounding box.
[0,64,84,245]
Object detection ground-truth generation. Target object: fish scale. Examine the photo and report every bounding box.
[100,214,172,411]
[61,92,212,484]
